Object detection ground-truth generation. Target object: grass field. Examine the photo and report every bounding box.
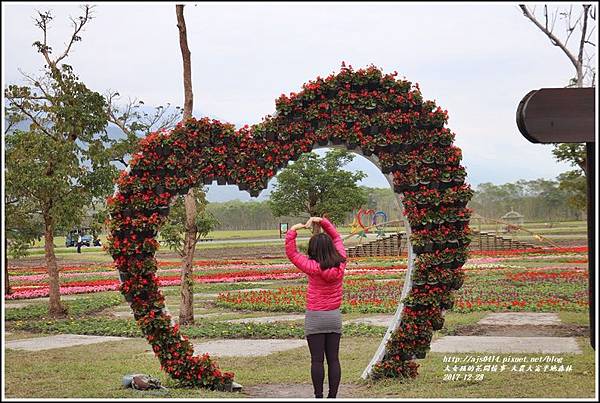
[28,221,588,246]
[4,320,594,398]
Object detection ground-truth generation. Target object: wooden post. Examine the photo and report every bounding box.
[587,142,595,349]
[4,238,10,295]
[516,87,595,349]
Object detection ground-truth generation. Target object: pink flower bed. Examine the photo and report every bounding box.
[6,284,119,300]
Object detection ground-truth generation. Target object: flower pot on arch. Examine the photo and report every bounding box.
[440,299,454,311]
[431,316,444,331]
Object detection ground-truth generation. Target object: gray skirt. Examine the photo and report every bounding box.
[304,308,342,336]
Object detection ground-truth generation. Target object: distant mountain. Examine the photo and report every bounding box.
[204,182,274,203]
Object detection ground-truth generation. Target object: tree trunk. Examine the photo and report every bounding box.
[312,222,321,235]
[176,5,193,120]
[44,213,66,317]
[176,4,196,326]
[309,203,321,235]
[179,188,197,325]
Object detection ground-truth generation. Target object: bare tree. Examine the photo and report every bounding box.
[518,4,597,87]
[519,4,596,182]
[176,4,197,326]
[104,90,182,168]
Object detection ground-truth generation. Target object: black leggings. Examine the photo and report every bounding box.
[306,333,341,398]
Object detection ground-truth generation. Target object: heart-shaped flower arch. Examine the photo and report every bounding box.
[106,64,472,389]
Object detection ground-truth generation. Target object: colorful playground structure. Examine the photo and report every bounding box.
[348,208,391,241]
[344,208,545,258]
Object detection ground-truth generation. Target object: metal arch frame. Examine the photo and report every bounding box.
[314,143,415,380]
[360,170,415,380]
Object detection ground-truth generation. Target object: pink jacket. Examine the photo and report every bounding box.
[285,218,346,311]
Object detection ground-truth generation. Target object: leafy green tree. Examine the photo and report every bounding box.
[5,195,44,260]
[160,190,219,256]
[159,189,217,323]
[4,6,115,317]
[4,197,44,294]
[204,200,308,230]
[557,170,587,214]
[553,143,587,174]
[268,149,368,233]
[552,144,587,212]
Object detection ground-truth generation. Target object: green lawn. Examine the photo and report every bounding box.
[4,334,594,398]
[24,240,286,257]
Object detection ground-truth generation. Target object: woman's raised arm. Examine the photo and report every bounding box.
[285,225,320,275]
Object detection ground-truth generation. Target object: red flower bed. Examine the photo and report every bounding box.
[471,246,588,256]
[7,269,306,299]
[157,259,251,267]
[506,269,587,283]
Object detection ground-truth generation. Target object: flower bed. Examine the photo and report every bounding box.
[6,269,305,300]
[7,261,410,299]
[506,268,587,283]
[216,266,589,314]
[470,246,588,256]
[216,279,403,313]
[6,284,120,300]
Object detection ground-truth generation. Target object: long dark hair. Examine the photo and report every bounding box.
[307,233,346,270]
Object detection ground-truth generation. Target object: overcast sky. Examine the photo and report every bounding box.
[3,2,595,202]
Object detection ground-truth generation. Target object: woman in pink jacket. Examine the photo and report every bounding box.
[285,216,346,399]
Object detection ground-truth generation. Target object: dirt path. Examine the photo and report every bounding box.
[240,382,367,398]
[451,323,589,337]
